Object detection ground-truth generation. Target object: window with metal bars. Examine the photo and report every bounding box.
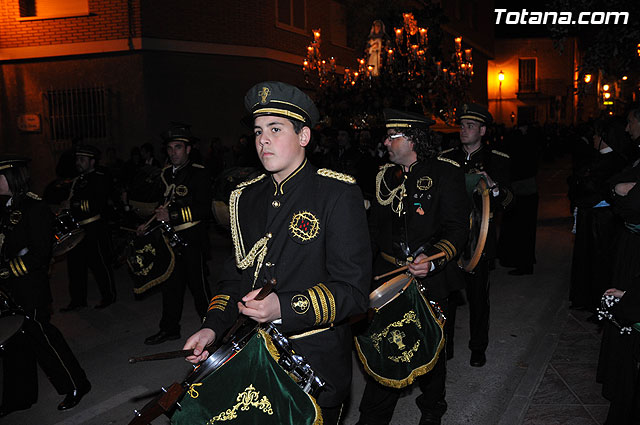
[45,87,109,141]
[518,58,537,92]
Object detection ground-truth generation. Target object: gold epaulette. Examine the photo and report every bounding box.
[237,174,267,189]
[439,147,456,155]
[26,192,41,200]
[192,163,205,168]
[491,149,510,159]
[317,168,356,184]
[437,157,460,167]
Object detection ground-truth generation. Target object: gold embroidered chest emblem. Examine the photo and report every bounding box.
[175,185,188,197]
[211,384,273,421]
[258,87,271,104]
[291,294,310,314]
[416,176,432,191]
[289,211,320,242]
[9,210,22,225]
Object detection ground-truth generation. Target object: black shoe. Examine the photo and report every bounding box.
[58,381,91,411]
[0,404,32,417]
[470,350,486,367]
[60,303,87,312]
[419,412,442,425]
[144,330,181,345]
[94,299,115,309]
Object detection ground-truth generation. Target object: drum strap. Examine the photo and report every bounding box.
[174,221,201,232]
[381,252,406,267]
[77,214,101,226]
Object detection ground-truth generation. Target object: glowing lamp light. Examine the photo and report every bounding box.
[584,74,592,83]
[604,92,611,99]
[498,70,505,81]
[603,84,610,91]
[622,76,628,81]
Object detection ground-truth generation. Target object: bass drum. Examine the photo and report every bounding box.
[52,210,85,258]
[211,167,261,228]
[458,174,490,272]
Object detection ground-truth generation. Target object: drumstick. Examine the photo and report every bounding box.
[139,199,172,233]
[127,279,277,363]
[373,251,447,281]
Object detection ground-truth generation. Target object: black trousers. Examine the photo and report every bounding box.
[357,297,449,425]
[158,244,211,333]
[1,307,88,408]
[66,222,116,305]
[464,258,490,353]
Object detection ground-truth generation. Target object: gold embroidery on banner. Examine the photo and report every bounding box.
[388,340,421,363]
[258,87,271,104]
[289,211,320,242]
[132,244,155,276]
[187,383,203,399]
[370,310,422,353]
[208,384,273,423]
[291,294,310,314]
[416,176,432,191]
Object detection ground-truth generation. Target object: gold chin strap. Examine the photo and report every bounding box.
[376,164,405,217]
[229,174,271,287]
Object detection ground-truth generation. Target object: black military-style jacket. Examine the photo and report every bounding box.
[69,169,111,225]
[202,159,371,406]
[439,145,513,211]
[159,161,212,244]
[369,158,469,299]
[0,193,54,310]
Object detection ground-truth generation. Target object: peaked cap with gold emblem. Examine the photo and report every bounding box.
[383,109,435,129]
[457,103,493,125]
[0,155,30,172]
[245,81,320,127]
[162,121,198,145]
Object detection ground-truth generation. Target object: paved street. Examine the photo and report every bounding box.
[1,155,608,425]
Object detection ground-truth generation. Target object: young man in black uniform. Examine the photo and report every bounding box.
[143,124,213,345]
[62,145,116,311]
[0,156,91,416]
[183,81,371,424]
[356,109,469,425]
[438,104,512,367]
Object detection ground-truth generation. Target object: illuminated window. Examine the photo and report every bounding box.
[45,87,110,141]
[277,0,306,31]
[19,0,88,19]
[518,58,537,92]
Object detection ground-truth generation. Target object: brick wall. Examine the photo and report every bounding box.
[0,0,141,48]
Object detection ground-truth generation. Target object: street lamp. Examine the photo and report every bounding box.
[498,70,505,82]
[584,74,592,83]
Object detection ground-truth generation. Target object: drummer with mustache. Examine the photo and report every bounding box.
[0,156,91,416]
[355,109,469,425]
[183,81,371,425]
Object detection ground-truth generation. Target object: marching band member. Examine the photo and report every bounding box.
[0,156,91,416]
[183,81,371,424]
[61,145,116,311]
[356,109,469,425]
[143,123,212,345]
[439,104,512,367]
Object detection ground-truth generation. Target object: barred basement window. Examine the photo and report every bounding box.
[19,0,88,19]
[45,87,109,141]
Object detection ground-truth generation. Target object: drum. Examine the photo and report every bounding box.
[211,167,261,227]
[0,289,25,346]
[459,174,490,272]
[52,210,85,258]
[355,277,445,388]
[171,322,324,425]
